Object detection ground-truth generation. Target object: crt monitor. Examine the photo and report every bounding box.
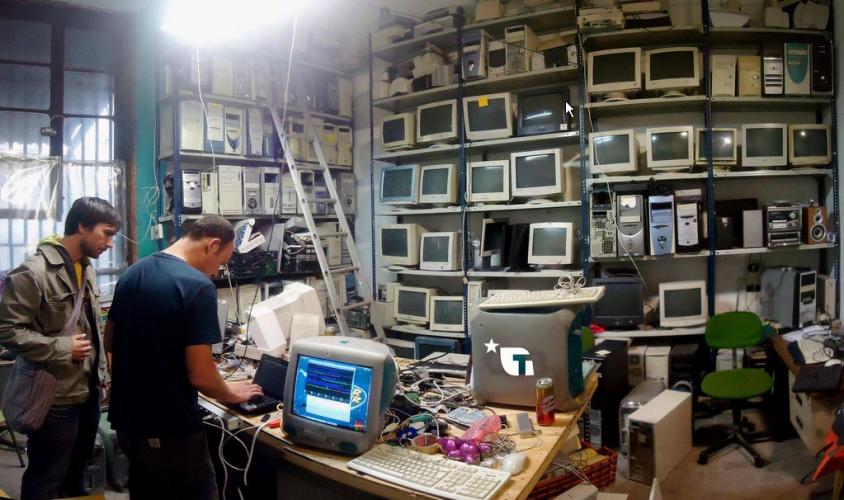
[695,128,737,165]
[380,164,420,205]
[528,222,574,266]
[429,296,465,333]
[511,148,563,199]
[659,280,708,327]
[379,223,422,267]
[416,99,458,144]
[591,276,645,328]
[516,90,570,136]
[419,164,458,205]
[380,112,415,150]
[647,126,694,170]
[741,123,787,168]
[788,124,831,166]
[419,231,460,271]
[589,129,638,175]
[283,336,397,454]
[644,47,700,95]
[462,93,513,141]
[587,48,642,99]
[467,160,510,204]
[414,337,461,359]
[248,282,326,357]
[394,286,436,325]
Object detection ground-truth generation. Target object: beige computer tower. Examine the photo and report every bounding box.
[738,55,762,96]
[645,346,671,384]
[711,54,736,97]
[628,390,692,484]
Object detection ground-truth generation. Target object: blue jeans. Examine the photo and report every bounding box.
[21,393,100,500]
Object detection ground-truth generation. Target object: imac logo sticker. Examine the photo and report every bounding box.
[485,339,534,376]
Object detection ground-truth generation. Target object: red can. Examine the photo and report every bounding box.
[536,378,556,426]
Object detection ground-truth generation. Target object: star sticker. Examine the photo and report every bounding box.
[484,339,499,354]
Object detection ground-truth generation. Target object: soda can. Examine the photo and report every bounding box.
[536,378,555,426]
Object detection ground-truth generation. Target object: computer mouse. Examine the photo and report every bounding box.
[825,359,842,366]
[501,452,527,475]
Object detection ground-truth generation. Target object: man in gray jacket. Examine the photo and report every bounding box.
[0,197,121,500]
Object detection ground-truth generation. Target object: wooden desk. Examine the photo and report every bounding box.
[207,371,597,500]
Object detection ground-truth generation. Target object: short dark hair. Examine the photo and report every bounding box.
[184,216,235,245]
[64,197,122,236]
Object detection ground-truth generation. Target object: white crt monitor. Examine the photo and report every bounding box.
[420,232,461,271]
[510,148,563,199]
[247,282,325,357]
[283,336,398,454]
[528,222,574,266]
[645,47,700,94]
[588,48,642,99]
[430,296,465,333]
[380,112,415,150]
[695,128,737,165]
[659,280,708,327]
[741,123,787,168]
[380,164,420,205]
[417,99,458,143]
[419,164,458,204]
[462,92,513,141]
[647,126,694,170]
[394,286,437,325]
[467,160,510,204]
[788,124,831,166]
[379,223,423,267]
[590,129,638,174]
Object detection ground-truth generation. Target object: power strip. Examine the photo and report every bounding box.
[198,398,242,431]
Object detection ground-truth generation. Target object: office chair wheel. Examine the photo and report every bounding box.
[753,456,765,468]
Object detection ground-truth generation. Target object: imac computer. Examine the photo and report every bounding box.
[380,164,420,205]
[528,222,574,266]
[647,126,694,171]
[589,129,638,175]
[463,93,513,141]
[419,164,458,205]
[467,160,510,204]
[516,90,570,136]
[394,286,437,325]
[591,276,645,329]
[644,47,700,97]
[419,231,461,271]
[248,282,326,358]
[429,296,465,333]
[283,336,397,454]
[380,113,415,150]
[788,124,831,166]
[695,128,737,166]
[416,99,458,144]
[379,223,423,267]
[587,48,642,101]
[510,148,563,201]
[480,218,509,268]
[659,280,708,327]
[741,123,788,168]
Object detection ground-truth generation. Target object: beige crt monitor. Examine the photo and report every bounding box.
[658,280,708,327]
[462,93,513,141]
[380,112,415,150]
[416,99,458,144]
[644,47,701,96]
[510,148,563,199]
[467,160,510,204]
[419,164,458,205]
[429,296,465,333]
[589,129,638,175]
[788,124,832,166]
[646,126,694,171]
[394,286,437,325]
[741,123,788,168]
[528,222,574,266]
[378,223,423,267]
[419,232,461,271]
[695,128,738,166]
[587,47,642,100]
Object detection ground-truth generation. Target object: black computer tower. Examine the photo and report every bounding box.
[506,223,532,272]
[583,340,629,449]
[669,343,704,394]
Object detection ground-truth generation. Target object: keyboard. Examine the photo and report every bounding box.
[347,444,511,500]
[479,286,605,310]
[231,394,281,415]
[796,337,831,364]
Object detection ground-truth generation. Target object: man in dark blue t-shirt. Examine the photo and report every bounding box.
[105,216,261,499]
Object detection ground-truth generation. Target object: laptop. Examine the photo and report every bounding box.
[231,354,288,415]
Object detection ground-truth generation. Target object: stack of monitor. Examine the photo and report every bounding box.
[475,218,575,270]
[393,285,464,332]
[378,224,460,272]
[466,148,567,205]
[380,164,458,206]
[587,46,701,101]
[591,277,708,330]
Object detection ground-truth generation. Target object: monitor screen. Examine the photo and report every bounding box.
[664,288,702,318]
[793,129,828,157]
[422,236,450,262]
[421,167,449,195]
[515,153,557,188]
[398,289,427,317]
[482,221,507,253]
[594,283,642,318]
[471,165,504,193]
[381,168,413,199]
[650,50,695,80]
[593,52,636,85]
[651,131,689,161]
[593,134,630,165]
[291,355,373,433]
[467,98,508,131]
[434,300,462,325]
[533,227,567,256]
[520,94,563,130]
[383,118,405,144]
[746,128,783,157]
[703,130,735,160]
[419,104,453,137]
[381,228,407,257]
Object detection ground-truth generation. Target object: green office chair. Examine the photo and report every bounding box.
[697,311,772,468]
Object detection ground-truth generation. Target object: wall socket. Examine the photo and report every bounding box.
[152,224,164,240]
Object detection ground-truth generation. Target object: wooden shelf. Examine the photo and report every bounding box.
[581,25,703,51]
[596,326,705,339]
[711,96,833,110]
[466,269,582,278]
[587,172,708,185]
[466,200,581,212]
[377,206,462,216]
[585,95,706,118]
[715,243,836,256]
[465,6,576,37]
[464,65,578,96]
[590,251,709,263]
[709,27,829,46]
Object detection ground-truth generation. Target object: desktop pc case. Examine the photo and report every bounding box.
[583,340,629,448]
[760,267,817,329]
[628,390,692,484]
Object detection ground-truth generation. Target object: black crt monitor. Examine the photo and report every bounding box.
[591,277,645,328]
[516,90,569,136]
[381,228,409,258]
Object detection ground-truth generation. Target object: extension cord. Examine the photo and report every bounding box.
[198,398,242,431]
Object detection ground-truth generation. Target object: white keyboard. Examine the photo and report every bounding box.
[347,444,510,500]
[479,286,606,310]
[797,337,831,363]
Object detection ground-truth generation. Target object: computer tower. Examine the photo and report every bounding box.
[784,42,811,95]
[760,267,816,328]
[617,194,646,256]
[738,55,762,96]
[200,171,218,214]
[506,223,532,271]
[818,274,836,319]
[812,41,834,96]
[338,172,356,215]
[762,42,784,96]
[247,108,264,157]
[211,56,233,96]
[321,123,339,165]
[648,195,675,256]
[711,54,736,97]
[583,341,629,449]
[261,167,279,215]
[337,126,353,166]
[241,169,262,215]
[628,390,692,484]
[462,29,491,80]
[224,106,244,155]
[628,345,646,386]
[162,100,205,154]
[619,379,664,458]
[488,40,506,78]
[279,171,298,215]
[504,24,537,74]
[205,102,225,153]
[742,210,764,248]
[181,170,201,214]
[715,216,734,250]
[668,343,703,393]
[233,59,251,99]
[590,189,617,258]
[645,346,670,384]
[218,165,243,215]
[675,201,701,253]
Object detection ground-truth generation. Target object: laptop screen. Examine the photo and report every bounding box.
[253,355,288,400]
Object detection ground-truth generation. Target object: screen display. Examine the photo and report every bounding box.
[651,131,690,161]
[793,129,828,157]
[482,222,507,253]
[650,50,695,80]
[434,300,462,325]
[698,130,735,160]
[292,355,373,433]
[398,290,427,317]
[746,128,784,157]
[383,117,405,144]
[419,104,453,137]
[254,358,288,400]
[515,153,557,189]
[421,167,449,195]
[422,236,450,262]
[593,52,636,85]
[471,165,504,193]
[593,134,631,166]
[533,227,567,256]
[381,228,408,257]
[467,97,508,132]
[664,288,702,318]
[381,168,413,199]
[520,94,563,129]
[594,284,642,319]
